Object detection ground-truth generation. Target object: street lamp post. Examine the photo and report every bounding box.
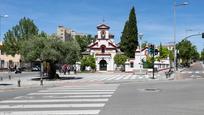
[173,1,188,78]
[138,33,143,75]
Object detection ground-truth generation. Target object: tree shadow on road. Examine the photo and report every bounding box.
[31,76,83,81]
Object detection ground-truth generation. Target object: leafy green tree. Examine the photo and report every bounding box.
[75,35,95,54]
[176,39,199,65]
[120,6,138,58]
[190,45,200,61]
[158,44,169,61]
[3,17,39,56]
[169,50,174,67]
[114,54,128,66]
[143,56,153,68]
[81,55,96,71]
[20,35,80,79]
[201,48,204,60]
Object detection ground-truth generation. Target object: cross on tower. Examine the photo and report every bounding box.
[102,18,105,23]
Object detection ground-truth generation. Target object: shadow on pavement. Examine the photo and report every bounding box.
[31,77,83,81]
[0,83,13,86]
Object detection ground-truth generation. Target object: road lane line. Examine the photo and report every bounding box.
[0,103,105,109]
[42,95,112,98]
[0,99,109,103]
[123,75,131,80]
[130,76,137,79]
[188,71,192,74]
[39,89,115,92]
[28,92,114,95]
[0,110,100,115]
[115,76,124,80]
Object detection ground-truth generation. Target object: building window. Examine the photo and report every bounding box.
[1,50,4,55]
[130,62,134,68]
[1,60,4,68]
[101,30,106,39]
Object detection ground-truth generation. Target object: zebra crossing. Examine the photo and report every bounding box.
[78,74,154,82]
[0,84,119,115]
[180,71,204,74]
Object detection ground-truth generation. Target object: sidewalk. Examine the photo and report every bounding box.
[0,71,172,91]
[0,73,76,91]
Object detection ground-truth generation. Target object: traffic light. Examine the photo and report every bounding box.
[149,44,154,54]
[154,49,159,55]
[202,33,204,38]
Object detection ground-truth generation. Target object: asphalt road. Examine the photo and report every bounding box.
[100,79,204,115]
[179,61,204,79]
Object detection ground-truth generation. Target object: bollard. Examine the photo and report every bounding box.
[0,77,3,81]
[18,80,21,87]
[9,75,11,80]
[40,79,43,86]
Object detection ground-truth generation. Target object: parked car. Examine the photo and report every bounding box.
[32,66,40,71]
[15,68,22,74]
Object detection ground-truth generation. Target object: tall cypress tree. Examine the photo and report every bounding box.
[120,7,138,58]
[120,21,129,52]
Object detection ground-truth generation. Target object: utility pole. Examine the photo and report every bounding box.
[152,45,155,79]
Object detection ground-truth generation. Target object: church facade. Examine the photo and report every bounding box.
[84,23,121,71]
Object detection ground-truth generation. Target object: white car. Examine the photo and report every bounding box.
[32,66,40,71]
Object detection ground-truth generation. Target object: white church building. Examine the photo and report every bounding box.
[83,23,122,71]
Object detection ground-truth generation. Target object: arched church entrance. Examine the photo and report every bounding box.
[99,60,107,71]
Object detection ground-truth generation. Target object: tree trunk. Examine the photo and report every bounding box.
[47,61,59,79]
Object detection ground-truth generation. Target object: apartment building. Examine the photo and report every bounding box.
[57,26,86,41]
[0,41,21,69]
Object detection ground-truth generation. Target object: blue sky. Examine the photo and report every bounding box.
[0,0,204,52]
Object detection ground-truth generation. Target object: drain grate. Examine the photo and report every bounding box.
[138,88,161,93]
[145,88,160,92]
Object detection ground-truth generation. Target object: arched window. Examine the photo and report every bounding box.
[130,62,134,68]
[101,45,106,53]
[101,30,106,39]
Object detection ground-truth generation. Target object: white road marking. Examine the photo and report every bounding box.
[50,86,118,90]
[0,99,109,103]
[188,71,193,74]
[101,76,114,81]
[28,92,114,95]
[0,103,105,109]
[130,75,136,79]
[190,75,194,78]
[0,110,100,115]
[115,76,124,80]
[42,95,112,98]
[39,89,115,92]
[105,76,119,80]
[123,75,131,80]
[195,71,200,74]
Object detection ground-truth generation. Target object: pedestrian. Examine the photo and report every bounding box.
[67,65,70,75]
[73,65,77,74]
[63,64,67,75]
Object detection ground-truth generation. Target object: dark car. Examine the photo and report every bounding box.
[15,68,22,74]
